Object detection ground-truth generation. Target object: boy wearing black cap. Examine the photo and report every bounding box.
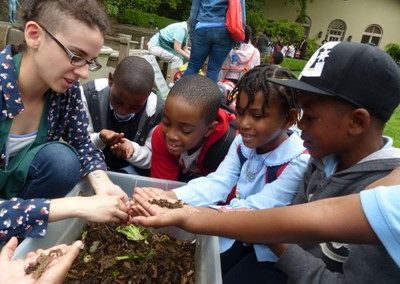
[268,42,400,283]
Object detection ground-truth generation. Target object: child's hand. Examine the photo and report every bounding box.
[99,129,124,146]
[77,195,129,223]
[0,237,83,284]
[133,187,178,201]
[110,138,134,159]
[129,191,196,228]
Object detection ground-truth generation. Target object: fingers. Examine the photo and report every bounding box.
[0,236,18,260]
[115,197,129,222]
[130,202,151,217]
[39,241,83,283]
[110,133,124,145]
[130,215,160,227]
[26,251,37,258]
[134,187,154,200]
[120,191,129,203]
[134,187,164,200]
[101,130,124,145]
[133,193,160,216]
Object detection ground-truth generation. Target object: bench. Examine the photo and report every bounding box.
[0,22,24,50]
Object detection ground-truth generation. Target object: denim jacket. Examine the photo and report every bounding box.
[189,0,246,32]
[189,0,227,31]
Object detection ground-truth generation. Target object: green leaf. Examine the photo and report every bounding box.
[115,225,149,241]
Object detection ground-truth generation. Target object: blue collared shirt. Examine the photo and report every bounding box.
[174,132,310,261]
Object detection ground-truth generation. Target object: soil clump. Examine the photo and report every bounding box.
[149,198,184,209]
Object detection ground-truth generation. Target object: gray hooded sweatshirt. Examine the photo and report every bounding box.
[276,139,400,283]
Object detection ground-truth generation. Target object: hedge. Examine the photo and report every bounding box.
[118,9,177,29]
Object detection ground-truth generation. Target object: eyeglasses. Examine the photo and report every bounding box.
[37,23,102,71]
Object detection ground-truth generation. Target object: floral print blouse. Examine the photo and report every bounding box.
[0,197,50,242]
[0,45,107,175]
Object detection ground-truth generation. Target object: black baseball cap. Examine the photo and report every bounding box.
[269,42,400,122]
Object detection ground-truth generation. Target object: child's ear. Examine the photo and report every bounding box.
[204,121,218,137]
[24,21,42,49]
[283,108,299,128]
[348,108,370,135]
[108,72,114,87]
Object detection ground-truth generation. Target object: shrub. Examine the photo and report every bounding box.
[264,19,304,46]
[385,43,400,65]
[304,38,319,60]
[247,10,267,36]
[118,9,177,29]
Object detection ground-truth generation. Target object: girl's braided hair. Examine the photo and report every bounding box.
[229,64,300,116]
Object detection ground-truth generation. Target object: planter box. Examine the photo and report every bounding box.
[13,172,222,284]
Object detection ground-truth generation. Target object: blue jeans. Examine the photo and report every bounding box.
[17,143,81,199]
[184,27,235,82]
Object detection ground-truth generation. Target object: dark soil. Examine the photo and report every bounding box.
[149,198,184,209]
[65,222,195,284]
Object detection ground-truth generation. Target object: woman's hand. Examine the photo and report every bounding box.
[87,170,129,202]
[75,195,129,223]
[0,237,83,284]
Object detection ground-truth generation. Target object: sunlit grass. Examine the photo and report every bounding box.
[385,106,400,147]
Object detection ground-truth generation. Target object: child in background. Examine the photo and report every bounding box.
[150,75,236,182]
[81,56,164,176]
[219,25,261,84]
[268,51,284,65]
[142,64,310,283]
[265,41,400,283]
[147,21,190,84]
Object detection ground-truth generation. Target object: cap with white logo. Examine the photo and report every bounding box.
[269,42,400,122]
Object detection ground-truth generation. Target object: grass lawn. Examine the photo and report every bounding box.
[384,107,400,147]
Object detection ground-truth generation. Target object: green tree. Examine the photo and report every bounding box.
[385,43,400,65]
[265,19,304,44]
[285,0,313,23]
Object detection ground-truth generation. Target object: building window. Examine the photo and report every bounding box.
[326,19,346,41]
[361,24,383,46]
[296,16,311,38]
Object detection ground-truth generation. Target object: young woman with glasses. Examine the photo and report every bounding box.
[0,0,130,244]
